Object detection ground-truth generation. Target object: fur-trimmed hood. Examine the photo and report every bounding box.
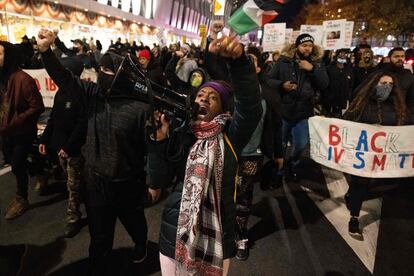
[280,43,324,62]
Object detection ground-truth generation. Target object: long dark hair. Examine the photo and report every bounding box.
[0,41,20,84]
[345,71,406,125]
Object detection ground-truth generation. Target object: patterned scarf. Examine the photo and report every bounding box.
[175,113,231,276]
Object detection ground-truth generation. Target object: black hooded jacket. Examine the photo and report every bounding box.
[39,57,87,156]
[41,49,150,183]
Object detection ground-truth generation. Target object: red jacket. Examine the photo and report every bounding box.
[0,69,44,138]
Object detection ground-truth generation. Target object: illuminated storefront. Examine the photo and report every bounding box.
[0,0,206,49]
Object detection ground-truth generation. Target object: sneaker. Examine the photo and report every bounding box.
[235,239,249,261]
[133,241,148,263]
[4,196,29,220]
[348,217,362,237]
[64,221,82,238]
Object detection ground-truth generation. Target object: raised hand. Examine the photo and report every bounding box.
[37,28,56,53]
[208,35,243,59]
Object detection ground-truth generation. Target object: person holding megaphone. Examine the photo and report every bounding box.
[37,28,152,275]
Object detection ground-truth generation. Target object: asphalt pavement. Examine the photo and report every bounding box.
[1,158,414,276]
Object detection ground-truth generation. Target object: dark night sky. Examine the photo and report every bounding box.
[230,0,313,27]
[273,0,312,27]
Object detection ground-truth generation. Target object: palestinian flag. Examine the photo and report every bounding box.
[228,0,288,35]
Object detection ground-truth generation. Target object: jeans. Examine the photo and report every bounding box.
[282,119,310,164]
[3,135,35,200]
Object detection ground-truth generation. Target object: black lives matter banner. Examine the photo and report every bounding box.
[309,116,414,178]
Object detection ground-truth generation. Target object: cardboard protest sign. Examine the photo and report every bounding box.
[285,28,293,46]
[262,23,286,52]
[344,21,354,49]
[24,69,57,108]
[322,19,346,50]
[24,68,97,108]
[300,25,323,45]
[290,30,300,44]
[309,116,414,178]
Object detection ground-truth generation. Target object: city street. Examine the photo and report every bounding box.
[1,159,414,276]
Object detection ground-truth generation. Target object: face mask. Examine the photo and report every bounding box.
[375,83,393,102]
[190,75,203,88]
[72,47,80,53]
[97,71,115,95]
[337,58,347,64]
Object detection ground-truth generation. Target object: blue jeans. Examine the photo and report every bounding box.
[282,119,310,165]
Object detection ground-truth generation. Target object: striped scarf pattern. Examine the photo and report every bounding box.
[175,113,231,276]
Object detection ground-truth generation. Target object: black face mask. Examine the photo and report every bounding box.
[97,71,115,95]
[72,47,80,54]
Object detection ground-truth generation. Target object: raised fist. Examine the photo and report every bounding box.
[208,35,243,60]
[37,28,56,53]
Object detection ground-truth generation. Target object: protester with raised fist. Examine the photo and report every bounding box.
[147,35,262,275]
[37,28,151,275]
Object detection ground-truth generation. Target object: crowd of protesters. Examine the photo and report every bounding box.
[0,19,413,275]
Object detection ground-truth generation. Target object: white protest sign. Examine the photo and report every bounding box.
[25,68,96,108]
[262,23,286,52]
[300,25,324,45]
[344,21,354,49]
[322,19,346,50]
[290,30,300,44]
[309,116,414,178]
[285,28,293,46]
[24,69,57,108]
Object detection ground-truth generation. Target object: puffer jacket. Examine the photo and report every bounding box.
[266,44,329,123]
[147,54,263,260]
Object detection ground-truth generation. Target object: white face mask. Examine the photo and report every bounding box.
[337,58,347,64]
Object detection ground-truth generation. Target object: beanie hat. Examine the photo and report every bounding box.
[200,81,231,111]
[295,33,314,47]
[138,49,151,60]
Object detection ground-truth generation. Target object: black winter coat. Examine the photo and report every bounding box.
[266,44,329,123]
[204,36,230,82]
[260,82,283,159]
[324,63,353,110]
[142,59,168,87]
[40,57,87,156]
[147,55,263,260]
[353,66,375,92]
[41,49,149,183]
